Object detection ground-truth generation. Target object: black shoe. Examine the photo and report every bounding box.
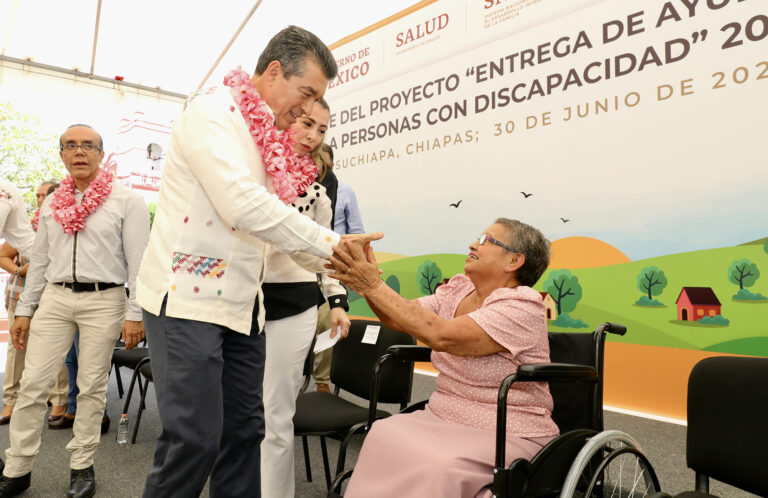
[100,416,110,435]
[0,472,31,497]
[67,466,95,498]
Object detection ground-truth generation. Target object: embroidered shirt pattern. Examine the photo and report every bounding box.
[171,251,226,279]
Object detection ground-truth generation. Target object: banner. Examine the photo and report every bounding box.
[326,0,767,416]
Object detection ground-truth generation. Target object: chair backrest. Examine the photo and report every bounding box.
[686,356,768,496]
[547,330,604,433]
[330,319,416,405]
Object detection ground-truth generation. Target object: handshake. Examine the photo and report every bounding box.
[328,232,386,297]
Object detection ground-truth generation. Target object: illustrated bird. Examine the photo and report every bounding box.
[449,200,463,208]
[520,191,532,198]
[560,218,570,223]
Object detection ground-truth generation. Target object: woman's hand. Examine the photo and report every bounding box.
[329,307,351,339]
[329,240,381,296]
[18,263,29,277]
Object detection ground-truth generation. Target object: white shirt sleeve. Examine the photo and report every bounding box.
[0,183,35,254]
[180,94,340,259]
[121,193,150,321]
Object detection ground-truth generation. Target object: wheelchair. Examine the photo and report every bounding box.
[328,322,661,498]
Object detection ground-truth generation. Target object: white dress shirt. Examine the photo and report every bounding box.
[0,180,36,255]
[16,182,150,321]
[136,88,340,335]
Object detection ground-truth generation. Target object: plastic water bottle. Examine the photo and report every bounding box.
[116,414,129,444]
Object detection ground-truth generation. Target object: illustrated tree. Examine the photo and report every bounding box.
[728,259,760,290]
[764,239,768,255]
[0,102,66,208]
[417,260,442,295]
[636,266,668,300]
[385,274,401,295]
[543,269,583,315]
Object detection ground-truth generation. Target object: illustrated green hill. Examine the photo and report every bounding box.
[351,243,768,357]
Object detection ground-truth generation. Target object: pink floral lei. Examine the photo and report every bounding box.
[223,66,318,204]
[31,208,40,231]
[49,168,113,234]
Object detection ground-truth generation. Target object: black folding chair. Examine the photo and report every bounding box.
[120,356,154,444]
[111,345,149,398]
[651,356,768,498]
[294,319,415,488]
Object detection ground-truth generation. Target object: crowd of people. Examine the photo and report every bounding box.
[0,24,556,498]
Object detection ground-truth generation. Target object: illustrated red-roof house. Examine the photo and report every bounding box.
[540,292,558,321]
[675,287,722,321]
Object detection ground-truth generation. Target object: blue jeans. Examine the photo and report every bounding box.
[65,332,108,417]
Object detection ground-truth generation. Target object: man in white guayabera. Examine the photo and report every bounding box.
[135,26,382,498]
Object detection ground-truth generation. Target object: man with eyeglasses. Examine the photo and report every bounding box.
[0,124,150,498]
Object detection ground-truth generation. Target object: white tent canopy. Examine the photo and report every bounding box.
[1,0,419,96]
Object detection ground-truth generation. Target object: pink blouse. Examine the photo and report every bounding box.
[417,274,559,437]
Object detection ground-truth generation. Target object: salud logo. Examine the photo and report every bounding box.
[395,13,449,48]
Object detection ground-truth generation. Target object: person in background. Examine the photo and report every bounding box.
[312,143,364,392]
[261,98,350,498]
[329,218,558,498]
[332,157,364,236]
[0,181,69,426]
[0,124,149,498]
[0,180,35,263]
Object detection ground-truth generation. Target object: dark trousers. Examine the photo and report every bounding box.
[142,300,266,498]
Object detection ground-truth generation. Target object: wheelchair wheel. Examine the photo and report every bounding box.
[559,430,660,498]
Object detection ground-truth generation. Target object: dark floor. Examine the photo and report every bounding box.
[0,369,758,497]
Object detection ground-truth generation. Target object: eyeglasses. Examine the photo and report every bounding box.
[478,233,518,252]
[60,143,102,153]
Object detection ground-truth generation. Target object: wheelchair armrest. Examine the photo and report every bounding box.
[516,363,598,383]
[597,321,627,336]
[493,363,596,469]
[386,344,432,362]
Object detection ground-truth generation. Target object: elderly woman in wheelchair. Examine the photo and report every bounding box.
[329,218,559,497]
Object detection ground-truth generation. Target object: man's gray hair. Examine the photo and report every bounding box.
[255,26,338,80]
[60,123,104,150]
[495,218,550,287]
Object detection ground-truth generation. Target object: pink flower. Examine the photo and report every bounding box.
[223,66,318,204]
[50,168,114,233]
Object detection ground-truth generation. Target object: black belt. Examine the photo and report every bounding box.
[54,282,123,293]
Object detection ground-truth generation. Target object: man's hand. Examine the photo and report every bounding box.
[122,320,145,350]
[338,232,384,253]
[10,316,31,350]
[329,307,351,339]
[18,263,29,278]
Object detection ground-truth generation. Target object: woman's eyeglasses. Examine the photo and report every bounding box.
[478,233,518,253]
